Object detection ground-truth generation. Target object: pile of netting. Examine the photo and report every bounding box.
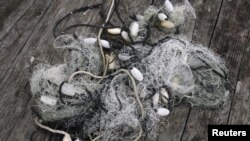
[29,0,230,141]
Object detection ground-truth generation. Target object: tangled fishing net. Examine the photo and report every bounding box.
[29,0,230,141]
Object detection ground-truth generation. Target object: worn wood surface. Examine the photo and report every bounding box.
[158,0,223,140]
[181,1,250,141]
[0,0,35,39]
[0,0,250,141]
[228,35,250,125]
[0,1,52,141]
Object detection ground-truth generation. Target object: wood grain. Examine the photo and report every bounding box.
[158,0,223,141]
[0,0,35,39]
[2,0,95,140]
[0,1,52,140]
[158,105,190,141]
[2,0,158,140]
[181,0,250,141]
[190,0,223,46]
[228,32,250,124]
[1,0,250,141]
[0,0,52,85]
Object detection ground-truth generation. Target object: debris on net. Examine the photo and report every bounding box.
[29,0,230,141]
[131,38,229,108]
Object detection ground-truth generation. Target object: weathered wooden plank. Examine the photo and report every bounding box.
[3,0,97,140]
[4,0,248,141]
[181,0,250,141]
[228,33,250,124]
[0,0,35,39]
[158,105,190,141]
[158,0,223,141]
[4,0,157,140]
[0,81,32,141]
[191,0,223,46]
[0,0,52,85]
[6,100,48,141]
[0,1,52,140]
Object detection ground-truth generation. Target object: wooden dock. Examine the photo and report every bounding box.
[0,0,249,141]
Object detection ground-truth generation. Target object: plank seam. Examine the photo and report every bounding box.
[1,1,52,139]
[226,31,250,124]
[159,4,197,141]
[179,1,224,140]
[5,99,33,141]
[5,82,32,141]
[180,108,191,141]
[0,0,35,41]
[208,0,224,48]
[0,0,53,89]
[178,16,197,141]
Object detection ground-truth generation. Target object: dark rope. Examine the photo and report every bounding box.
[29,130,37,141]
[58,81,67,105]
[195,55,227,79]
[114,0,126,26]
[151,0,155,5]
[115,92,123,110]
[62,24,110,34]
[143,25,151,46]
[53,4,102,38]
[93,90,108,113]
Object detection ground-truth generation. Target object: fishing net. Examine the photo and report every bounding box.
[130,38,229,108]
[29,0,230,141]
